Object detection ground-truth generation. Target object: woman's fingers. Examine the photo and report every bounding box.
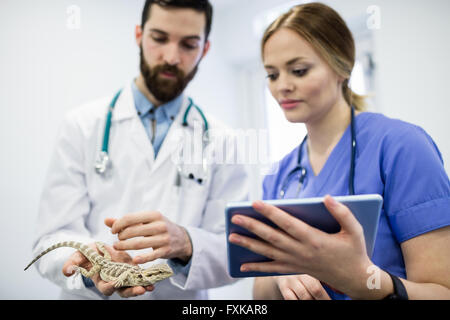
[228,231,289,264]
[276,275,331,300]
[239,259,297,274]
[252,201,311,240]
[230,214,299,252]
[323,195,363,236]
[299,275,331,300]
[280,278,313,300]
[281,288,304,300]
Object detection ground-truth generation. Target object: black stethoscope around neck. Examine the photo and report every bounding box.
[279,106,357,199]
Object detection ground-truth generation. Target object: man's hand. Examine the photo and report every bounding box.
[62,242,154,298]
[105,211,193,265]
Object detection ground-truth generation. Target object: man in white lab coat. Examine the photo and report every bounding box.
[32,0,249,300]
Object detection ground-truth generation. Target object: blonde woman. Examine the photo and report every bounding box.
[229,2,450,300]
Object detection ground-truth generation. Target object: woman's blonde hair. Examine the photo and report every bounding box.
[262,2,366,111]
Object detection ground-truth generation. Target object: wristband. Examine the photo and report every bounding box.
[383,272,408,300]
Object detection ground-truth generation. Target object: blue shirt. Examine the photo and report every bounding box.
[131,82,193,277]
[131,81,182,157]
[263,112,450,300]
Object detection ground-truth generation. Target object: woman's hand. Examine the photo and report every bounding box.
[229,195,373,296]
[275,275,331,300]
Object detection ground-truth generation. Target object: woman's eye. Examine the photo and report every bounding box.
[292,69,308,77]
[266,73,278,81]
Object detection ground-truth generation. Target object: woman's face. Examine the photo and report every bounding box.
[263,28,344,124]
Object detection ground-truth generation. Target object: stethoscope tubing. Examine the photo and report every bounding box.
[95,89,209,177]
[101,89,122,153]
[279,106,356,198]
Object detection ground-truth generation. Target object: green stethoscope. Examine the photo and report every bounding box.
[95,89,210,185]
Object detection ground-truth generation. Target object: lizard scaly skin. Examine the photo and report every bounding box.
[24,241,173,288]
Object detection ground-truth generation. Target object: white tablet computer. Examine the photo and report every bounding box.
[225,194,383,278]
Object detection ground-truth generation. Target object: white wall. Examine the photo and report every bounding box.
[0,0,145,300]
[1,0,449,300]
[372,0,450,173]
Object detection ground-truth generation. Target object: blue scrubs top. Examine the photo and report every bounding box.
[262,112,450,300]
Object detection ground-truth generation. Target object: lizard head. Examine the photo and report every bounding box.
[135,263,174,286]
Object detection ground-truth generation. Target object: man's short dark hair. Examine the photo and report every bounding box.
[141,0,213,41]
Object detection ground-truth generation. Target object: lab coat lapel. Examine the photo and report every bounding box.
[113,84,155,169]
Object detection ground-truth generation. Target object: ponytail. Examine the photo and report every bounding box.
[342,80,366,111]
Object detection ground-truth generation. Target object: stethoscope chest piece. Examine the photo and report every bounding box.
[95,151,112,175]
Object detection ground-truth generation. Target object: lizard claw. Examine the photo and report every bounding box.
[72,265,81,276]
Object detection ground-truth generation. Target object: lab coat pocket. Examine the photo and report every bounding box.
[170,179,209,227]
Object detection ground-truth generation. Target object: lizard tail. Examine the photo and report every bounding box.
[24,241,100,271]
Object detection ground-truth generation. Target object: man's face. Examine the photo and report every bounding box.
[136,4,210,103]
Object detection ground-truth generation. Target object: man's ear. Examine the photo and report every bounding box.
[135,25,143,47]
[201,40,211,59]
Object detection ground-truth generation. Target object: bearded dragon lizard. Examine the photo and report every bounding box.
[24,241,173,288]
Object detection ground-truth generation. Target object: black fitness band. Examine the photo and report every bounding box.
[383,272,409,300]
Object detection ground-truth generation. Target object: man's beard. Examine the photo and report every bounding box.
[139,48,198,103]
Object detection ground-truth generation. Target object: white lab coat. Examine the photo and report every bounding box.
[32,83,249,300]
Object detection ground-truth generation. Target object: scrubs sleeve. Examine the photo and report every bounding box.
[382,125,450,243]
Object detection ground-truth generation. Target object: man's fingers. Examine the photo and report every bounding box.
[116,286,147,298]
[114,234,168,251]
[96,280,117,297]
[104,218,116,228]
[132,247,170,264]
[62,264,76,277]
[117,221,167,241]
[111,211,163,234]
[62,252,87,276]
